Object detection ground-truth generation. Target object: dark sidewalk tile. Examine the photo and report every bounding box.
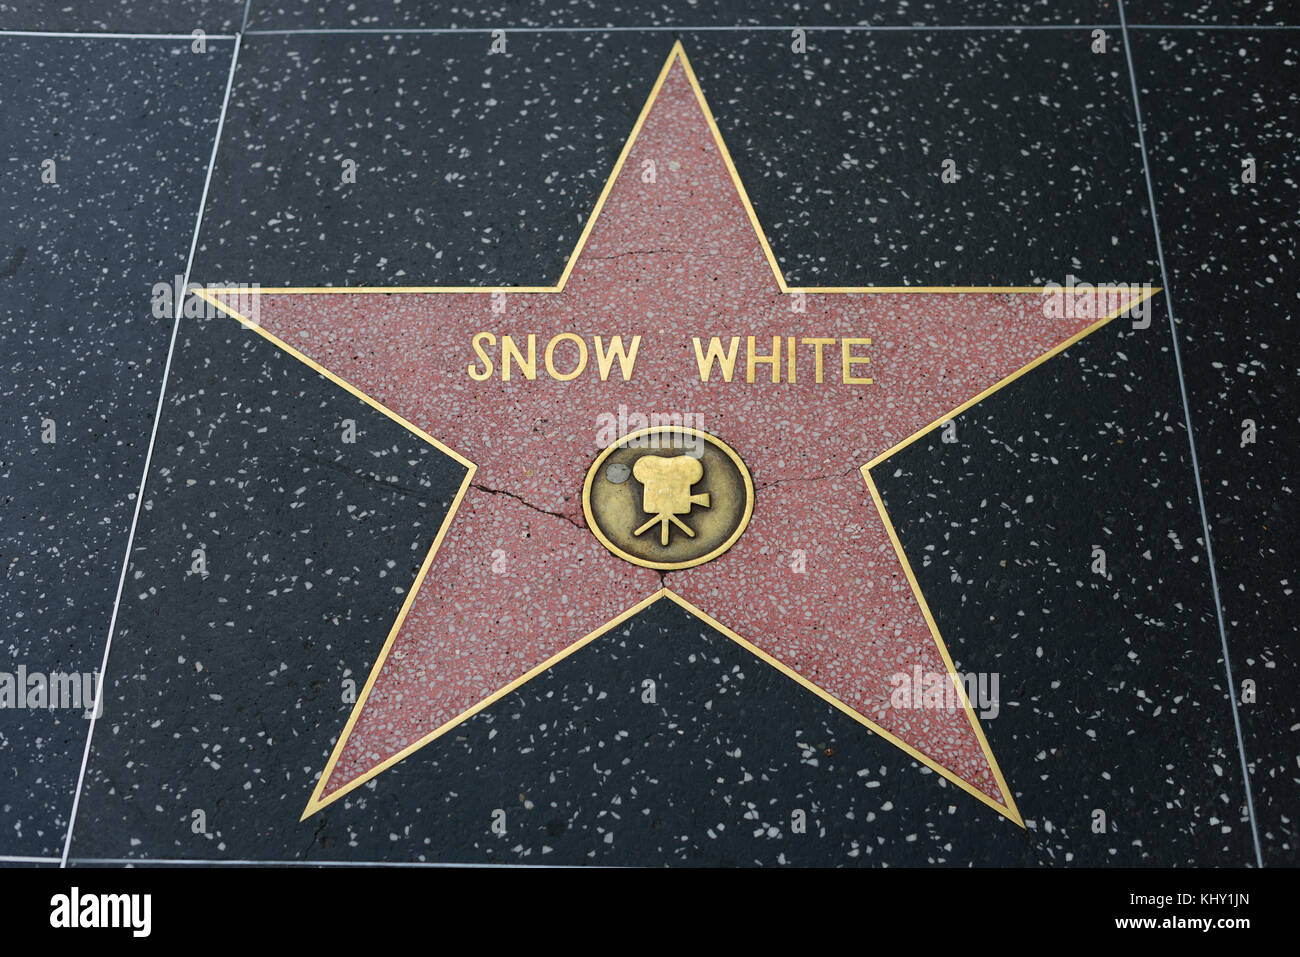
[872,295,1257,865]
[1123,2,1298,27]
[247,2,1112,31]
[0,1,245,33]
[1132,28,1298,863]
[190,32,673,287]
[196,28,1158,289]
[67,305,471,862]
[0,36,232,858]
[73,580,1034,864]
[13,6,1289,871]
[684,27,1157,286]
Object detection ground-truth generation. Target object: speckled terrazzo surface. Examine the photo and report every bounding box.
[190,33,671,287]
[873,293,1259,865]
[0,2,245,32]
[1131,28,1299,863]
[0,36,231,859]
[245,2,1113,30]
[1124,2,1298,25]
[66,305,471,862]
[192,29,1160,288]
[1,4,1295,867]
[222,61,1140,813]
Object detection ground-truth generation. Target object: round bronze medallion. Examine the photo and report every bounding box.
[582,426,754,570]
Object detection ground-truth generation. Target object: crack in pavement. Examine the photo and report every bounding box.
[292,447,435,501]
[754,465,862,492]
[588,247,690,261]
[470,483,584,529]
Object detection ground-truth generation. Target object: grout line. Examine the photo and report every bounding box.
[241,24,1123,35]
[239,23,1300,36]
[0,30,236,39]
[1117,0,1264,869]
[66,857,570,868]
[0,855,61,864]
[1126,23,1299,30]
[1,23,1294,41]
[57,32,245,870]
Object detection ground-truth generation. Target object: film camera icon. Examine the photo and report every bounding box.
[631,454,711,546]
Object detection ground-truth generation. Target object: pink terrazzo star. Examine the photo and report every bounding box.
[210,45,1146,824]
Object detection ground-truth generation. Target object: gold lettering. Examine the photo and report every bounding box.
[842,337,872,385]
[692,336,740,382]
[544,332,588,381]
[467,332,496,381]
[801,337,835,383]
[502,334,536,381]
[593,335,641,381]
[746,335,781,384]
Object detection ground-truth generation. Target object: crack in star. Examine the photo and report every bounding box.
[589,246,691,261]
[469,483,584,530]
[754,465,862,492]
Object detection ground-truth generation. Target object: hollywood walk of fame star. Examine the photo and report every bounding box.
[198,43,1152,825]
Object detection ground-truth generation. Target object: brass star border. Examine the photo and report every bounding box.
[195,42,1159,828]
